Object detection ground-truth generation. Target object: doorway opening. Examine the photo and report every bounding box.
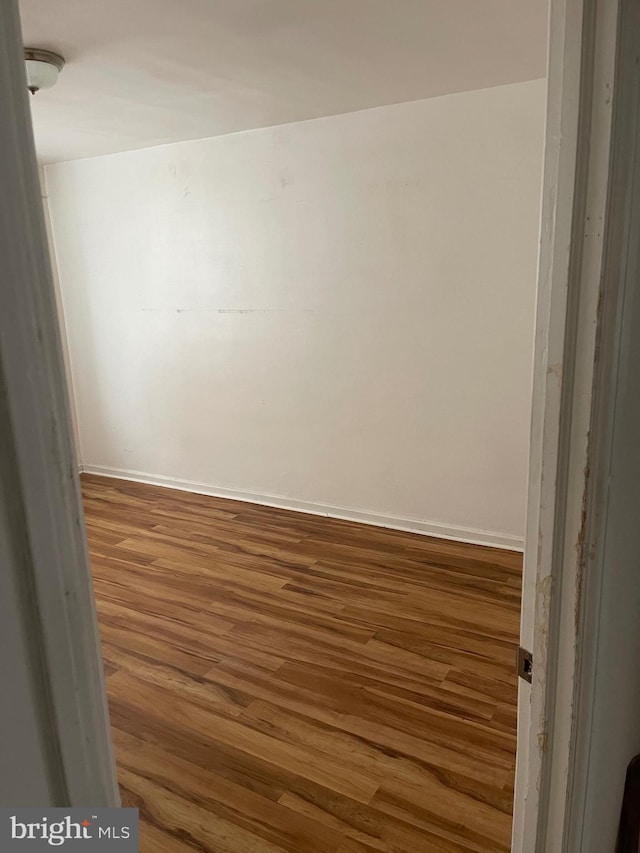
[15,0,550,850]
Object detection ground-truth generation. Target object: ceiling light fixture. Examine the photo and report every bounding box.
[24,48,65,95]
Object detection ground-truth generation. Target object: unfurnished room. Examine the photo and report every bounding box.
[15,1,548,851]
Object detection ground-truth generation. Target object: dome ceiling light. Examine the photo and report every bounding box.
[24,48,65,95]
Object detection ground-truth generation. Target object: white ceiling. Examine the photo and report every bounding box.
[19,0,548,164]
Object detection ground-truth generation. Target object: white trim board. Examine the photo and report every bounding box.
[0,0,119,807]
[81,463,524,552]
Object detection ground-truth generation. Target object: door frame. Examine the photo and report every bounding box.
[0,0,119,806]
[514,0,632,849]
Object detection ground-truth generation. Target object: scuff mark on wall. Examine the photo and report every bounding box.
[215,308,269,315]
[547,362,562,380]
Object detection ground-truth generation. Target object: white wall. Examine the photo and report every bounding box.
[45,79,545,547]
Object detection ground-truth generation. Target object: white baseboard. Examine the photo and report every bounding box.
[81,463,524,552]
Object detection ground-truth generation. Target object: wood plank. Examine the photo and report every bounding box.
[113,728,343,853]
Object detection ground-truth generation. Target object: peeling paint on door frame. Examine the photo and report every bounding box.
[513,0,625,849]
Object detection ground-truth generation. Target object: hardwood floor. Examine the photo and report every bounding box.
[82,473,522,853]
